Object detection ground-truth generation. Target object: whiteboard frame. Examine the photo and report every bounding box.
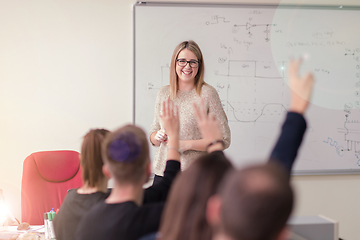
[133,1,360,175]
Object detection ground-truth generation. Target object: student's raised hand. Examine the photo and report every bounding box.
[160,99,179,143]
[194,100,224,152]
[160,99,180,160]
[289,59,314,114]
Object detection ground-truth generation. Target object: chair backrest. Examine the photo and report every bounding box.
[21,150,83,224]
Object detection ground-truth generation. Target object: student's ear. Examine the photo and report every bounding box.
[206,195,222,226]
[277,227,290,240]
[102,164,112,179]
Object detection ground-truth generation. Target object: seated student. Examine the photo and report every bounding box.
[54,129,110,240]
[159,123,233,240]
[207,162,293,240]
[159,59,314,240]
[206,59,314,240]
[75,100,184,240]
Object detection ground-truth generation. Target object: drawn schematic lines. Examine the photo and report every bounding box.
[215,60,286,79]
[227,102,287,123]
[338,117,360,153]
[232,22,277,42]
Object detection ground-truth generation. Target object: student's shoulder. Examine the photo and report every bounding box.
[61,189,78,203]
[64,189,107,204]
[75,203,110,240]
[85,199,108,214]
[90,201,138,214]
[67,188,78,195]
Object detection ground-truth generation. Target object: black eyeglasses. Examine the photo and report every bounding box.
[176,59,200,68]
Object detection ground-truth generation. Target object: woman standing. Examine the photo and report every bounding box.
[150,40,231,184]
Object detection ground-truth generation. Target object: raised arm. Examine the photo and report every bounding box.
[150,89,168,147]
[161,99,180,162]
[193,100,225,153]
[269,59,314,174]
[288,59,314,114]
[144,99,180,203]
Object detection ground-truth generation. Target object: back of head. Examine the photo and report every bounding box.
[218,162,293,240]
[102,124,149,184]
[81,129,110,187]
[160,153,233,240]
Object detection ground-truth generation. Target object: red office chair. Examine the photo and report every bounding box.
[21,150,83,225]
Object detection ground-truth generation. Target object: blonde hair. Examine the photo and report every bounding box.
[169,40,206,100]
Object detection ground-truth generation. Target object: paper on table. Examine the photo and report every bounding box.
[0,226,45,240]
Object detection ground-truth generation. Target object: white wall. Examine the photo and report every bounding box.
[292,174,360,239]
[0,0,133,225]
[0,0,359,239]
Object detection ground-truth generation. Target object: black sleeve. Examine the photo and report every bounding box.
[143,160,181,204]
[130,203,164,240]
[269,112,307,175]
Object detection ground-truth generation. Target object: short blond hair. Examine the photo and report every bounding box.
[102,125,149,184]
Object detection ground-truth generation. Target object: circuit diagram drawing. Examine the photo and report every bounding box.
[232,19,277,42]
[211,58,289,123]
[344,48,360,109]
[338,108,360,154]
[336,48,360,155]
[205,15,230,25]
[214,60,286,79]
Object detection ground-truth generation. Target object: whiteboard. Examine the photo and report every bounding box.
[134,2,360,174]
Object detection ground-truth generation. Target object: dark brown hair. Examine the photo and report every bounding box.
[81,129,110,188]
[218,162,294,240]
[102,125,149,184]
[160,153,233,240]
